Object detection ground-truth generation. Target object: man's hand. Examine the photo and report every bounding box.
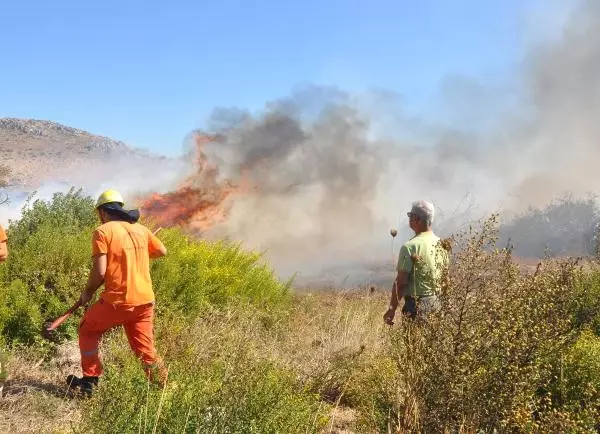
[383,306,396,325]
[79,289,94,307]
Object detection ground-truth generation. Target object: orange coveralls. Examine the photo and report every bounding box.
[78,221,167,385]
[0,225,7,262]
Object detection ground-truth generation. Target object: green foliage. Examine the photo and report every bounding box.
[0,189,95,345]
[150,228,292,319]
[0,188,96,296]
[571,269,600,335]
[541,329,600,422]
[6,188,96,242]
[0,280,44,346]
[0,187,292,347]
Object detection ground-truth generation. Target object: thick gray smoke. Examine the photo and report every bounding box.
[193,92,395,285]
[188,0,600,286]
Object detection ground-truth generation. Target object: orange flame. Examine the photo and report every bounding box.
[138,132,252,232]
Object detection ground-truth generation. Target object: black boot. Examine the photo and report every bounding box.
[66,374,99,397]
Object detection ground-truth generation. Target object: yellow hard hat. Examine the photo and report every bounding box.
[95,189,125,209]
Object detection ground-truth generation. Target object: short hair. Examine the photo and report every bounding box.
[409,200,435,226]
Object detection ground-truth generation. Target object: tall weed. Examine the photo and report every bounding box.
[79,309,329,433]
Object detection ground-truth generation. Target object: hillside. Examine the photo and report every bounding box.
[0,118,174,190]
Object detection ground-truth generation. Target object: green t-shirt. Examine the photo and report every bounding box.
[397,231,449,297]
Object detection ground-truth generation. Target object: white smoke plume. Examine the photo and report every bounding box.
[0,156,188,228]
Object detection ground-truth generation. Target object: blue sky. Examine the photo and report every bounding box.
[1,0,569,156]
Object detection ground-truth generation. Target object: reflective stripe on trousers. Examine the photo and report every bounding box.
[78,299,158,377]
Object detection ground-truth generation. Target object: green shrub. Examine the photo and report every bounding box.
[5,188,96,243]
[0,280,44,346]
[544,329,600,424]
[0,189,95,345]
[0,187,292,346]
[150,228,292,319]
[571,269,600,335]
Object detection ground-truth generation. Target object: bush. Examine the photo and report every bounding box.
[0,280,44,346]
[0,188,95,301]
[0,188,292,346]
[571,269,600,335]
[313,215,600,432]
[150,228,292,319]
[542,328,600,426]
[0,189,96,345]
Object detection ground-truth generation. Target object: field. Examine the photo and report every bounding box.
[1,189,600,433]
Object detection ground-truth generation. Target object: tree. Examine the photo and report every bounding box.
[0,164,11,206]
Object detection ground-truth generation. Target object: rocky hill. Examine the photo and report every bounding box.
[0,118,176,190]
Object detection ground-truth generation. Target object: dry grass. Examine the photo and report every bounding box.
[0,251,596,432]
[0,342,81,433]
[275,289,388,377]
[0,289,388,433]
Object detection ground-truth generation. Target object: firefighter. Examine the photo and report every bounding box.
[67,189,168,396]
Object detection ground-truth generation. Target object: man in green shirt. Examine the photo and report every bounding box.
[384,200,449,323]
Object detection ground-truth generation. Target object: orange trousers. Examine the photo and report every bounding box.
[78,299,167,385]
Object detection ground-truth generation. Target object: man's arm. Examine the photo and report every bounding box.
[150,243,167,259]
[0,241,7,263]
[395,270,409,301]
[388,270,409,308]
[79,254,106,305]
[148,229,167,259]
[384,244,413,324]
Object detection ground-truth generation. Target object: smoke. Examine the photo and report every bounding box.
[1,154,188,227]
[179,88,508,285]
[135,0,600,286]
[4,0,599,287]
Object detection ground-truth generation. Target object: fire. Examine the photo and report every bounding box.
[137,132,252,232]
